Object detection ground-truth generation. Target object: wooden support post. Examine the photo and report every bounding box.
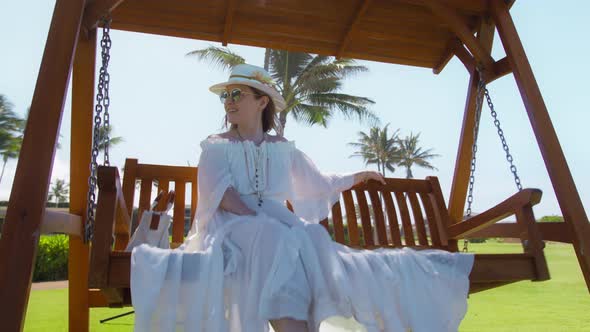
[222,0,236,46]
[490,0,590,292]
[448,19,495,223]
[69,26,96,332]
[0,0,86,330]
[337,0,372,58]
[452,40,476,74]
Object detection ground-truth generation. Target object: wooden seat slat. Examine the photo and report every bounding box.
[342,190,360,247]
[367,189,389,246]
[394,191,415,246]
[355,189,374,247]
[156,179,169,211]
[408,192,429,246]
[382,191,403,247]
[331,202,346,244]
[173,181,186,246]
[419,192,442,247]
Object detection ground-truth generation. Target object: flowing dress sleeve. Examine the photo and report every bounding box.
[289,147,356,223]
[193,139,233,235]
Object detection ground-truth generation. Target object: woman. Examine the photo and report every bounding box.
[130,64,474,332]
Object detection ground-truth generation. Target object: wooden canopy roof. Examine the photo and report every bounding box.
[84,0,513,74]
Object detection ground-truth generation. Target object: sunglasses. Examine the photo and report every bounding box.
[220,88,259,104]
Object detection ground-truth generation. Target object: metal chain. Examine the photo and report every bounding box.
[85,17,112,243]
[465,66,523,220]
[102,21,112,167]
[482,83,523,192]
[465,67,485,217]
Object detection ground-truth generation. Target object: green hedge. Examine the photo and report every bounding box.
[33,235,69,282]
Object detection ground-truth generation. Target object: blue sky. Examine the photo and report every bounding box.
[1,1,589,218]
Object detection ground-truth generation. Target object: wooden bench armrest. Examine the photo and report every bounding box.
[448,188,542,239]
[89,166,128,288]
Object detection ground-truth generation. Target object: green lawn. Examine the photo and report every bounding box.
[24,242,590,331]
[460,242,590,331]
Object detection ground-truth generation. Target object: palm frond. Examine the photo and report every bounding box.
[270,51,311,87]
[186,46,245,71]
[306,93,379,126]
[291,103,331,127]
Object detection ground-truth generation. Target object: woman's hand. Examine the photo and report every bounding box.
[354,171,386,185]
[220,186,257,216]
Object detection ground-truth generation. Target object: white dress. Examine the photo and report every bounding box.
[130,137,475,332]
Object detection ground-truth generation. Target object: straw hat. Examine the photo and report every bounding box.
[209,63,286,112]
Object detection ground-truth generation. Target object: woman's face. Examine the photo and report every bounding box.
[223,84,268,127]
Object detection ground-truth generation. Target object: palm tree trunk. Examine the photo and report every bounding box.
[263,48,270,71]
[278,52,290,134]
[278,111,287,135]
[0,157,6,185]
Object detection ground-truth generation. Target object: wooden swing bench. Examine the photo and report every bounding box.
[88,158,549,307]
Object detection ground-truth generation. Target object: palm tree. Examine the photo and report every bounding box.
[0,136,22,184]
[48,179,69,208]
[349,124,401,177]
[96,125,124,152]
[0,95,24,148]
[187,47,379,133]
[397,132,439,179]
[0,95,25,184]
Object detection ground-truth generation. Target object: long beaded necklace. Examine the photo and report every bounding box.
[235,129,269,207]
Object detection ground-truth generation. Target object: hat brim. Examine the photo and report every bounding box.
[210,78,286,113]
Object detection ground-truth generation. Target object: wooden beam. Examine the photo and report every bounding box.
[69,27,96,332]
[448,18,495,224]
[82,0,125,31]
[485,56,512,84]
[451,39,476,74]
[424,1,494,70]
[397,0,489,15]
[470,253,536,281]
[491,0,590,293]
[0,0,86,330]
[467,222,574,244]
[433,38,457,74]
[222,0,236,46]
[39,211,83,236]
[337,0,372,58]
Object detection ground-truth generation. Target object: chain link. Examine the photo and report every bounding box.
[85,17,112,243]
[465,66,523,219]
[483,86,523,192]
[465,67,485,217]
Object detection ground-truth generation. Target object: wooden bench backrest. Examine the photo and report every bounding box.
[119,159,451,251]
[120,158,198,248]
[320,176,451,250]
